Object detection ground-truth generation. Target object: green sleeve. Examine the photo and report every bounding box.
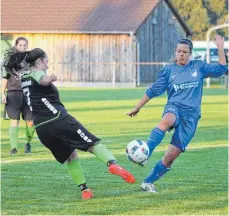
[32,71,46,83]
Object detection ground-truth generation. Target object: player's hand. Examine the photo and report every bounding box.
[1,94,7,104]
[127,107,140,117]
[50,74,57,82]
[214,34,224,49]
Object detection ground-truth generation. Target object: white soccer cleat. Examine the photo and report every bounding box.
[141,182,158,193]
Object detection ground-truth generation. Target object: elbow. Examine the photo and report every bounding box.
[145,88,161,99]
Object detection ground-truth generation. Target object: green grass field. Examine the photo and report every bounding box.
[1,87,228,215]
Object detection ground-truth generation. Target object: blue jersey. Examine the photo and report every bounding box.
[146,60,228,118]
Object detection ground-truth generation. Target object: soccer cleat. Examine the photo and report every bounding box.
[108,164,136,183]
[141,182,158,193]
[81,189,94,200]
[10,148,17,155]
[24,143,32,153]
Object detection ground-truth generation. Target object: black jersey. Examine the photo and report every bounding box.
[21,70,68,127]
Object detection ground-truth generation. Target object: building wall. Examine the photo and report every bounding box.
[6,33,137,84]
[135,0,188,84]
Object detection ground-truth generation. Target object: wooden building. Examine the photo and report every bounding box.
[1,0,192,86]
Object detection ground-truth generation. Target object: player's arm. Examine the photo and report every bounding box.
[1,66,9,104]
[215,34,226,65]
[202,35,227,78]
[127,67,169,117]
[32,71,57,86]
[1,78,8,104]
[40,74,57,86]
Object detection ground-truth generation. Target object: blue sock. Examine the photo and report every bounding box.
[144,160,170,183]
[147,127,165,157]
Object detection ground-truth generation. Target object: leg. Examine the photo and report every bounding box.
[147,112,176,158]
[9,119,20,154]
[24,120,35,153]
[66,150,93,199]
[141,145,181,193]
[88,142,136,183]
[23,100,35,153]
[6,91,23,154]
[162,144,182,168]
[142,115,199,192]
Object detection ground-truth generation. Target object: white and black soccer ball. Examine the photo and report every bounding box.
[126,140,149,164]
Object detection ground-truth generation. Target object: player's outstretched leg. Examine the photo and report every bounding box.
[24,121,35,153]
[66,151,93,199]
[89,143,136,183]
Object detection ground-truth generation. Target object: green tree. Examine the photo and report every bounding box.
[172,0,210,40]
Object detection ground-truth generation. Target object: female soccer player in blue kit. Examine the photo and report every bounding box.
[127,34,227,192]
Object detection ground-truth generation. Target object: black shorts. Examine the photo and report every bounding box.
[36,115,100,164]
[4,91,33,121]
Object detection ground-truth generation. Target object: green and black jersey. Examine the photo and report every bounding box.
[21,70,68,127]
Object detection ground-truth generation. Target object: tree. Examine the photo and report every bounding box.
[171,0,228,40]
[172,0,210,40]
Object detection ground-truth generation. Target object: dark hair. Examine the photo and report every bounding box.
[26,48,46,66]
[177,38,193,53]
[2,37,29,75]
[3,48,47,76]
[15,37,28,46]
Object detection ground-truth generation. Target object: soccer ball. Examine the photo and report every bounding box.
[126,140,149,164]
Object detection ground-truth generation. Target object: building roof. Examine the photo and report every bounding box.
[1,0,192,35]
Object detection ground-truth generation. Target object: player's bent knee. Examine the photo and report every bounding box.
[158,113,176,131]
[66,150,78,162]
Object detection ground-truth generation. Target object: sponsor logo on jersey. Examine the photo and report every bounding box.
[173,81,199,92]
[41,98,58,114]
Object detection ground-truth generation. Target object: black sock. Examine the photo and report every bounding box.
[78,183,88,191]
[107,160,117,166]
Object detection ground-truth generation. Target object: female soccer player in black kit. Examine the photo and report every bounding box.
[3,48,135,200]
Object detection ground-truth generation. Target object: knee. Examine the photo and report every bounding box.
[158,113,176,131]
[67,151,78,163]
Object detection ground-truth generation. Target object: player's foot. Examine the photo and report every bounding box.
[24,143,31,153]
[10,148,17,155]
[108,164,136,183]
[81,189,94,200]
[141,182,157,193]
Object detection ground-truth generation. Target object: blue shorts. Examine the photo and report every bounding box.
[162,104,199,152]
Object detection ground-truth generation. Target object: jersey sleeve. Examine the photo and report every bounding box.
[200,62,228,78]
[145,67,170,99]
[32,71,46,84]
